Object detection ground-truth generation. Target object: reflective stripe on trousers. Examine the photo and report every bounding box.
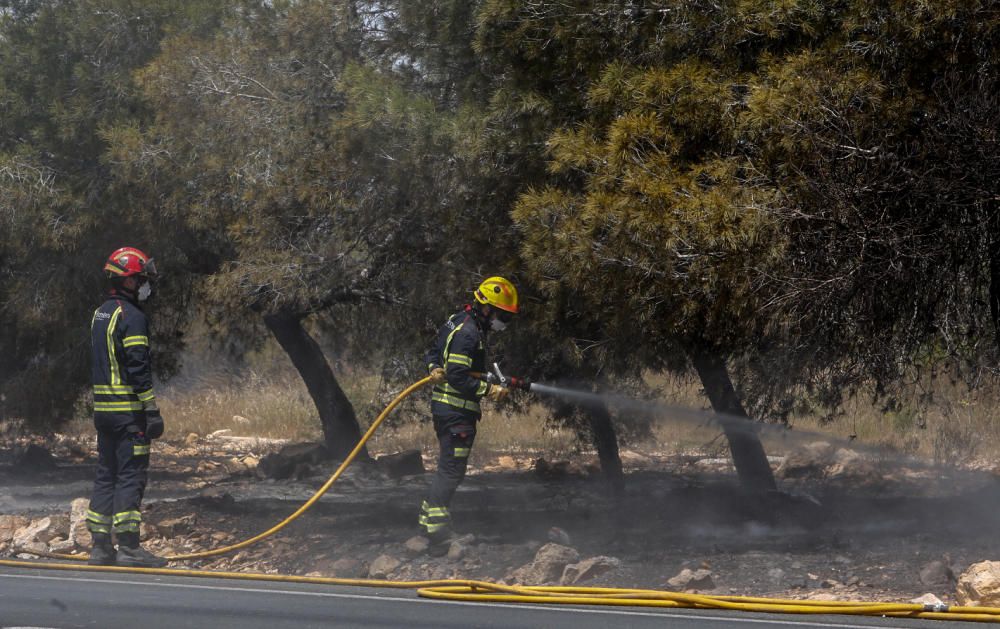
[418,500,451,534]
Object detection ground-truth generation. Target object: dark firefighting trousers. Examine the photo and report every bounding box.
[86,414,151,541]
[419,414,477,538]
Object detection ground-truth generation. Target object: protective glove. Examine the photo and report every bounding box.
[484,384,510,403]
[428,367,446,384]
[145,410,165,440]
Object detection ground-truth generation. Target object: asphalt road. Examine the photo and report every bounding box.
[0,565,973,629]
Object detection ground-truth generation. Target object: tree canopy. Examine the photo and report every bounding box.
[2,0,999,485]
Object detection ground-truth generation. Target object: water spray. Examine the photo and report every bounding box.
[487,364,958,476]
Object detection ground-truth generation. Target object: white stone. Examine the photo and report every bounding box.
[911,593,946,608]
[667,568,715,591]
[68,497,91,549]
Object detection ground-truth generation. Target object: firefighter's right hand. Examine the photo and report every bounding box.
[485,384,510,403]
[429,367,446,384]
[145,411,165,440]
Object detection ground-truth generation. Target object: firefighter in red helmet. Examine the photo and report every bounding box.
[86,247,167,567]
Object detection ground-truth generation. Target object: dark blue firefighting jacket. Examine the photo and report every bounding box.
[424,306,489,418]
[90,292,158,422]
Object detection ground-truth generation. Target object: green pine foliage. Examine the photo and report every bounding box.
[3,0,1000,441]
[0,0,234,425]
[498,0,1000,418]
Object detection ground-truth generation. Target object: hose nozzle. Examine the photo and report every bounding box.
[490,363,533,392]
[508,376,532,391]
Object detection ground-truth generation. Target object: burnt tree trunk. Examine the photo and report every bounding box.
[690,350,776,494]
[0,319,11,421]
[584,400,625,496]
[263,311,367,461]
[552,395,624,495]
[989,207,1000,346]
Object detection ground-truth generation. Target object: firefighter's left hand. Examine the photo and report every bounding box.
[485,384,510,403]
[146,411,165,439]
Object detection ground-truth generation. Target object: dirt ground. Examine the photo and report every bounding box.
[2,431,999,604]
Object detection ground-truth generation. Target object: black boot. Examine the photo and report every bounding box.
[115,533,167,568]
[87,532,117,566]
[426,526,462,557]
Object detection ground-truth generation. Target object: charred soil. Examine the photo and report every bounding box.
[2,433,998,605]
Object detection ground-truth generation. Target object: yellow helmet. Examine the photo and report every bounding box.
[474,276,519,313]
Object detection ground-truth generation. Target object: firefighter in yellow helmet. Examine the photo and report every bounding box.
[419,277,518,551]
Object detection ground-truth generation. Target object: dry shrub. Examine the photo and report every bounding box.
[158,370,319,441]
[54,362,1000,468]
[149,369,577,459]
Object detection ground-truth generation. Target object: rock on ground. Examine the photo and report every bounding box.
[0,515,30,551]
[666,568,715,591]
[257,442,328,480]
[957,561,1000,606]
[911,593,946,608]
[13,515,69,548]
[376,450,425,478]
[404,535,429,555]
[369,554,402,579]
[507,543,580,585]
[561,556,622,585]
[919,557,956,588]
[68,497,91,549]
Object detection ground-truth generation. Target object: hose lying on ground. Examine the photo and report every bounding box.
[2,559,999,623]
[3,376,997,622]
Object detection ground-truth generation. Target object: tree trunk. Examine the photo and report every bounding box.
[0,319,10,421]
[584,400,625,496]
[263,311,367,461]
[989,209,1000,346]
[690,350,776,494]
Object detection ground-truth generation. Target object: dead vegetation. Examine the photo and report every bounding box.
[48,365,1000,467]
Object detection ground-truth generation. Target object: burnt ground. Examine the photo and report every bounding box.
[2,433,999,604]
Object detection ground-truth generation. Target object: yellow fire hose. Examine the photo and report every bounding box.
[2,376,999,622]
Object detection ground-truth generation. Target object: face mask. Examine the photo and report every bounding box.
[491,317,507,332]
[137,281,153,302]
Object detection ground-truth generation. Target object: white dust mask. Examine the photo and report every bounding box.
[137,281,153,302]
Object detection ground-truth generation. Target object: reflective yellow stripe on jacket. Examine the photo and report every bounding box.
[431,391,480,413]
[105,306,123,386]
[94,385,134,395]
[93,401,144,412]
[94,381,142,413]
[123,335,148,348]
[446,353,473,367]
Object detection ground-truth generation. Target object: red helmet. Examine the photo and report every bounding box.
[104,247,157,279]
